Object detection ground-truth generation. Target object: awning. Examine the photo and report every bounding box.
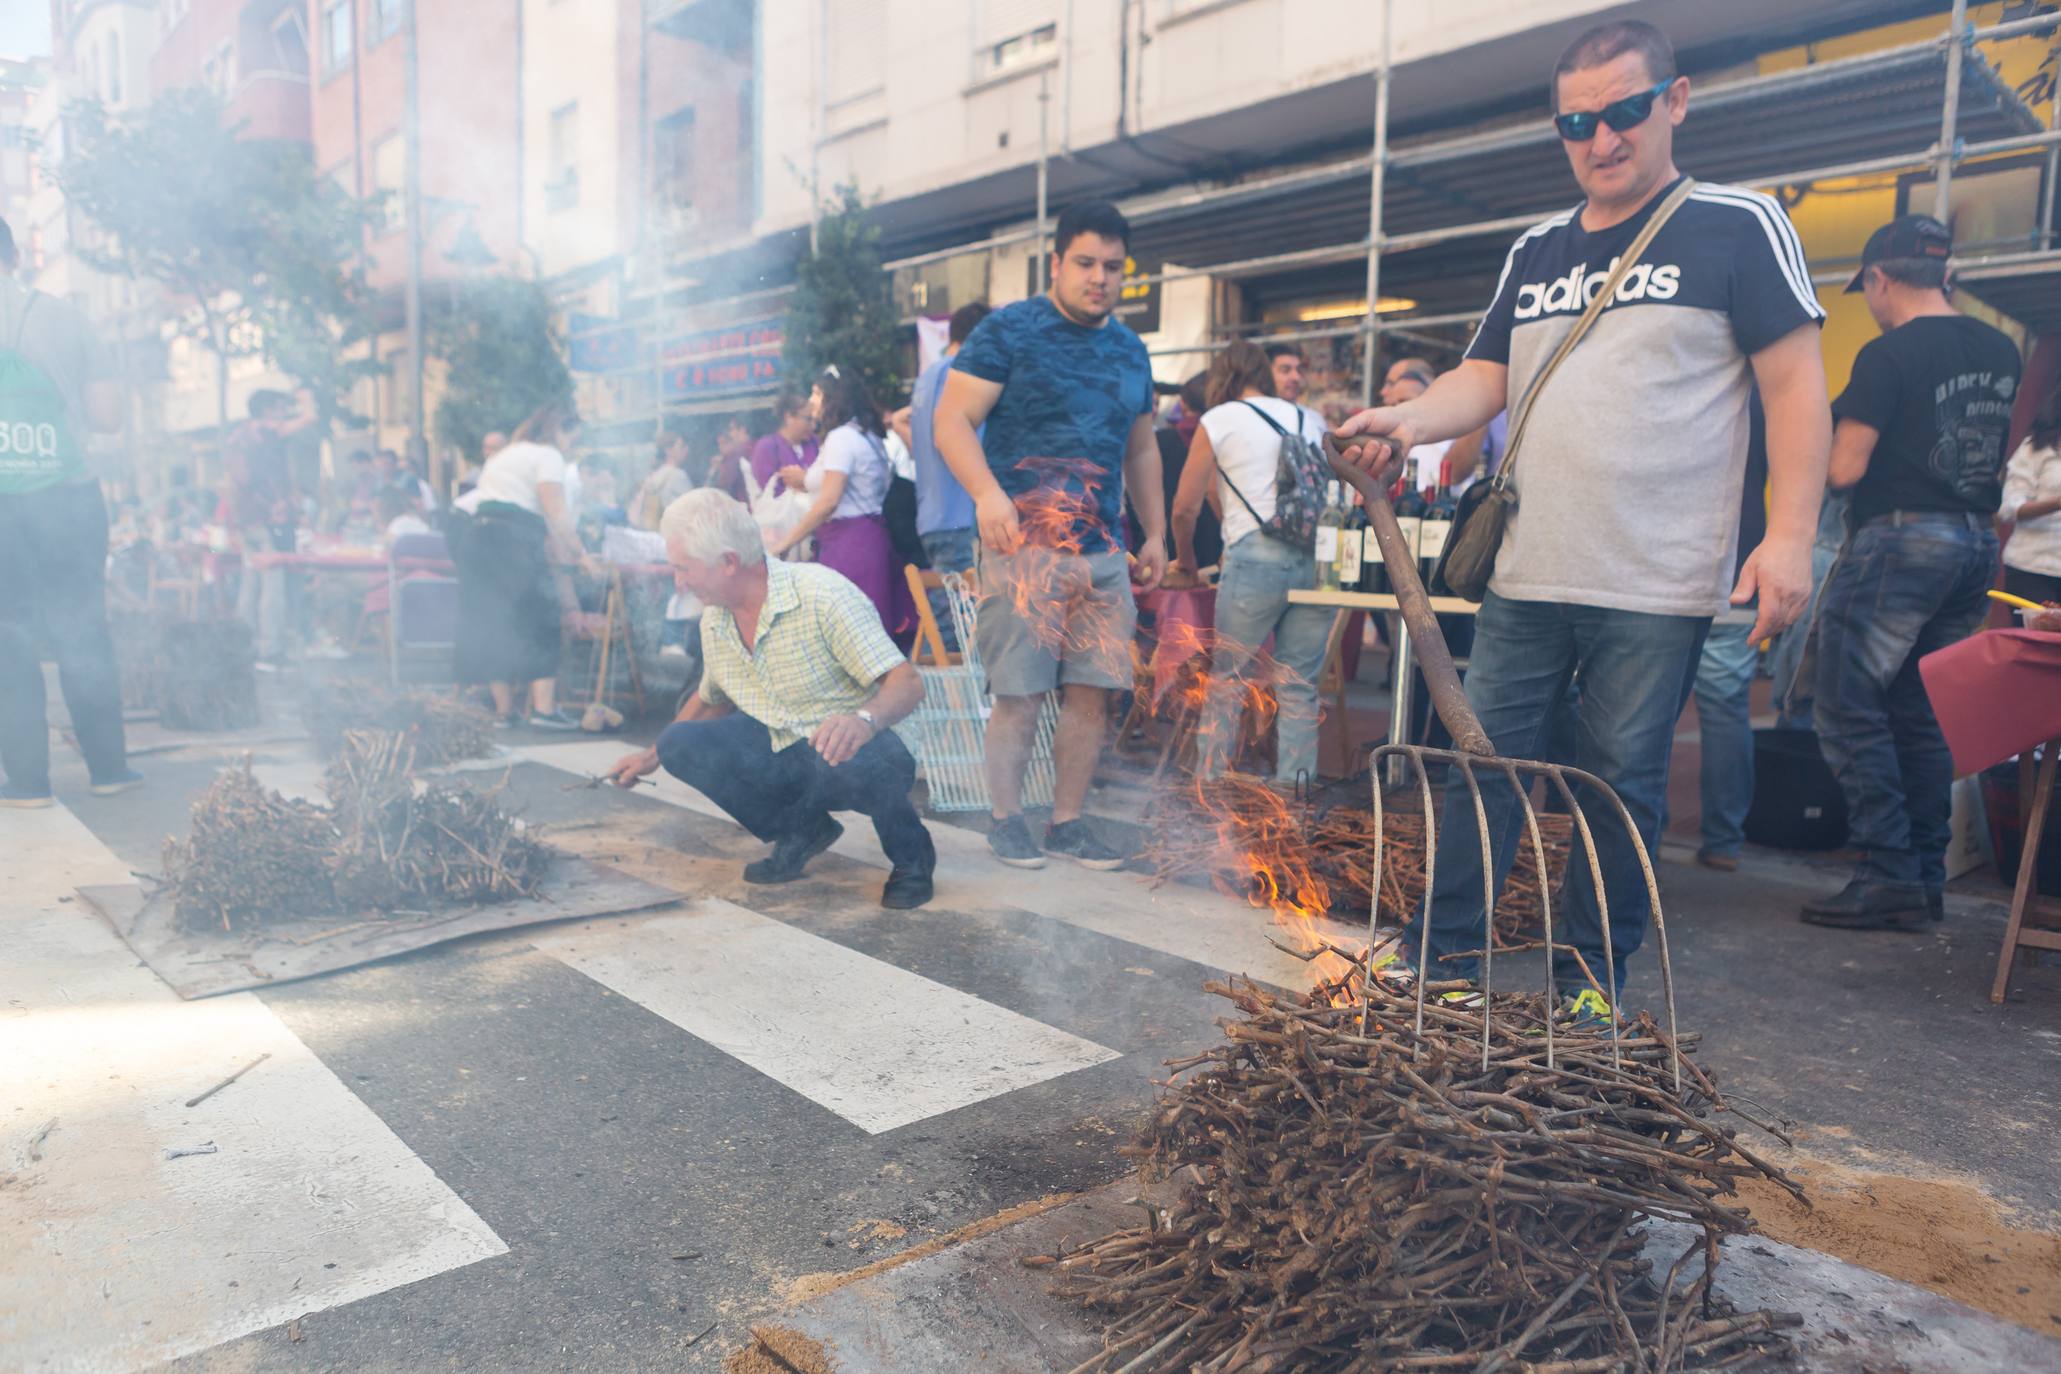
[1127,46,2039,293]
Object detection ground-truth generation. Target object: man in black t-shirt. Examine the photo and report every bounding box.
[1805,215,2020,930]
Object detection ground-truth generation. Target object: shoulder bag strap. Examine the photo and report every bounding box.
[1494,177,1696,492]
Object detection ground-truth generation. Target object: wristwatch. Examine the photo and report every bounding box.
[855,708,878,732]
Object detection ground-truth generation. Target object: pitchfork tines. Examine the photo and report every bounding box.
[1323,432,1682,1090]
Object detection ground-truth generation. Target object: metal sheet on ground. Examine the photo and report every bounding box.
[76,854,681,999]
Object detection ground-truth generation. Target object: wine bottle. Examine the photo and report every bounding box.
[1314,480,1344,591]
[1336,490,1365,592]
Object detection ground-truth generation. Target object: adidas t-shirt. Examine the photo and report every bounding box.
[1464,176,1825,616]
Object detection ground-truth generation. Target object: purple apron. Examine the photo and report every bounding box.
[816,513,915,644]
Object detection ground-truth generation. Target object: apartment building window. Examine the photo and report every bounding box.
[824,0,885,109]
[322,0,353,76]
[546,103,579,211]
[977,1,1056,78]
[104,32,123,103]
[373,133,403,231]
[272,10,309,77]
[368,0,404,45]
[652,107,696,228]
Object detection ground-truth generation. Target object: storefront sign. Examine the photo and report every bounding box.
[659,321,783,399]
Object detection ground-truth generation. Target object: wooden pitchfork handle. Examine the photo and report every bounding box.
[1323,432,1494,757]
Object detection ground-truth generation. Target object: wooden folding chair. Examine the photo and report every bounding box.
[1992,737,2061,1003]
[903,564,962,667]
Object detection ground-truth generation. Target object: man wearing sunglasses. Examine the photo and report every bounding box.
[1332,20,1831,1017]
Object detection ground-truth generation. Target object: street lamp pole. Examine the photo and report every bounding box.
[403,0,429,491]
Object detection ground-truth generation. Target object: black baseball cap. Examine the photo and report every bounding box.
[1844,214,1953,293]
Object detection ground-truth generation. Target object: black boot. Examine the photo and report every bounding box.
[880,865,934,909]
[1800,878,1931,930]
[743,815,844,885]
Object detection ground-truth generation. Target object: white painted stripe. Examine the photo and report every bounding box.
[506,739,1358,989]
[1690,185,1824,319]
[533,898,1120,1134]
[1467,208,1577,358]
[0,804,506,1374]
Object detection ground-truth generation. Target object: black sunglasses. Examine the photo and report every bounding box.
[1554,79,1675,142]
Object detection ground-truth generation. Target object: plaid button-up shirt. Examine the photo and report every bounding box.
[698,559,907,750]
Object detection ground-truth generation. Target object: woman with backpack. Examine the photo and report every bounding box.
[768,366,914,642]
[1172,340,1335,785]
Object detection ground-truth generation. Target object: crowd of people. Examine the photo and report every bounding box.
[5,16,2059,968]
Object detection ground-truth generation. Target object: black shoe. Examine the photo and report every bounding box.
[1044,818,1126,871]
[880,866,934,909]
[1927,889,1945,923]
[743,816,844,885]
[1800,878,1932,930]
[987,815,1046,869]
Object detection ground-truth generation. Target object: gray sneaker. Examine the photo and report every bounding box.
[1044,819,1125,871]
[987,815,1046,869]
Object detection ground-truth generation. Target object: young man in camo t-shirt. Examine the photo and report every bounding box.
[934,200,1167,873]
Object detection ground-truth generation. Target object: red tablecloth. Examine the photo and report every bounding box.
[1919,629,2061,776]
[1135,583,1218,701]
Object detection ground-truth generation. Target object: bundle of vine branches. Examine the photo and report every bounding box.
[1143,776,1571,942]
[302,679,497,766]
[162,735,545,934]
[1028,953,1805,1373]
[162,759,339,933]
[156,619,260,731]
[324,730,546,912]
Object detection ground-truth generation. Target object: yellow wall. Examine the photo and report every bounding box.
[1752,3,2057,394]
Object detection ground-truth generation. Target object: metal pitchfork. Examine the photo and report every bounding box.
[1323,436,1682,1091]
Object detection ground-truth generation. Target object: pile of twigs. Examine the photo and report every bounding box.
[161,759,341,933]
[324,730,546,913]
[302,679,497,765]
[156,619,261,731]
[1143,776,1570,942]
[161,736,544,934]
[1029,952,1805,1372]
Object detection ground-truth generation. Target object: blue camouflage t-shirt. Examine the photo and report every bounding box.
[950,294,1153,554]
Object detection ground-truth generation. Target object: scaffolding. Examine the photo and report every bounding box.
[583,2,2061,428]
[1101,0,2061,379]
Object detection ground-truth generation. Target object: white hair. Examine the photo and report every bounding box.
[660,487,766,566]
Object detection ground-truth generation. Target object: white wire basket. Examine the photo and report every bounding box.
[896,570,1058,812]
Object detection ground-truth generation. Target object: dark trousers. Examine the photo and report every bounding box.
[2003,564,2061,606]
[0,482,129,791]
[1815,513,1997,890]
[657,712,935,871]
[1423,591,1709,993]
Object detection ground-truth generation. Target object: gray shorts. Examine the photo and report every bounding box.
[975,544,1137,696]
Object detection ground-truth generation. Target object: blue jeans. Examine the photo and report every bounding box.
[1813,513,1996,891]
[1423,591,1709,992]
[1693,618,1758,858]
[1770,490,1848,729]
[919,527,976,652]
[656,712,936,871]
[1199,533,1334,783]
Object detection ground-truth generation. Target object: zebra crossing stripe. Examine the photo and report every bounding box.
[0,803,506,1373]
[507,739,1356,989]
[533,897,1122,1134]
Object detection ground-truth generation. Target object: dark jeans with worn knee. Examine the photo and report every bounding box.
[1814,513,1996,892]
[1421,591,1709,994]
[0,482,129,792]
[657,712,935,871]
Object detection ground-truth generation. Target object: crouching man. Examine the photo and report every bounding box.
[606,489,936,909]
